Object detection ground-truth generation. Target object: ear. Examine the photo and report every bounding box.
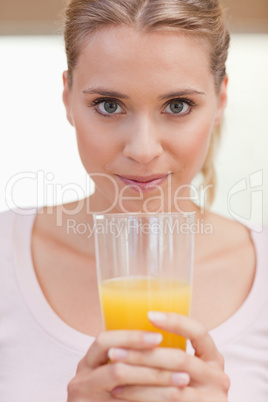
[62,71,74,126]
[214,75,228,126]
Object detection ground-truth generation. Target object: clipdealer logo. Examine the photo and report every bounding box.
[4,169,264,232]
[227,170,263,232]
[66,216,214,238]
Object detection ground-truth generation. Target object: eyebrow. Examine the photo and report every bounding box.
[82,88,129,99]
[158,89,206,100]
[82,87,206,100]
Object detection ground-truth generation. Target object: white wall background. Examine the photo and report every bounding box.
[0,35,267,226]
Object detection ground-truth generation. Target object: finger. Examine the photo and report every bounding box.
[79,330,163,371]
[108,346,219,384]
[67,368,130,402]
[74,362,190,397]
[112,384,199,402]
[148,312,222,364]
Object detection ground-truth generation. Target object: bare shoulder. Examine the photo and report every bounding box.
[209,210,251,239]
[31,201,102,335]
[191,210,256,329]
[31,202,93,287]
[33,201,94,255]
[195,210,255,260]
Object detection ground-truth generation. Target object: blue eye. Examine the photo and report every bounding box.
[164,101,190,115]
[98,100,123,115]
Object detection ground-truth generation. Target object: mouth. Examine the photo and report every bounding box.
[117,173,170,193]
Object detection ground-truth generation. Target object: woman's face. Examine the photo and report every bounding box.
[63,25,227,213]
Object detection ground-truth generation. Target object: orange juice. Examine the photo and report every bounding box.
[99,277,192,350]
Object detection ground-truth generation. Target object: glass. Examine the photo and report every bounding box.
[93,212,194,350]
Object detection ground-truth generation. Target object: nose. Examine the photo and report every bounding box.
[123,115,163,164]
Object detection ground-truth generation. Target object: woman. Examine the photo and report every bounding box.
[1,0,268,401]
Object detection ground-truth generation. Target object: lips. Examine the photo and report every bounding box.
[117,173,170,193]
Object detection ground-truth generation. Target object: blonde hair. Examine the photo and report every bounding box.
[64,0,230,206]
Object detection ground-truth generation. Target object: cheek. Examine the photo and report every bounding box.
[73,112,118,173]
[171,115,214,179]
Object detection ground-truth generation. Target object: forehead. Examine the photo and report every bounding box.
[73,25,213,93]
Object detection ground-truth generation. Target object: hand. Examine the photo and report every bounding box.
[67,329,190,401]
[107,312,230,401]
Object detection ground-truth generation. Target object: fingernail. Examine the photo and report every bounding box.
[112,386,123,395]
[148,311,167,322]
[143,332,163,344]
[172,372,190,387]
[108,348,128,360]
